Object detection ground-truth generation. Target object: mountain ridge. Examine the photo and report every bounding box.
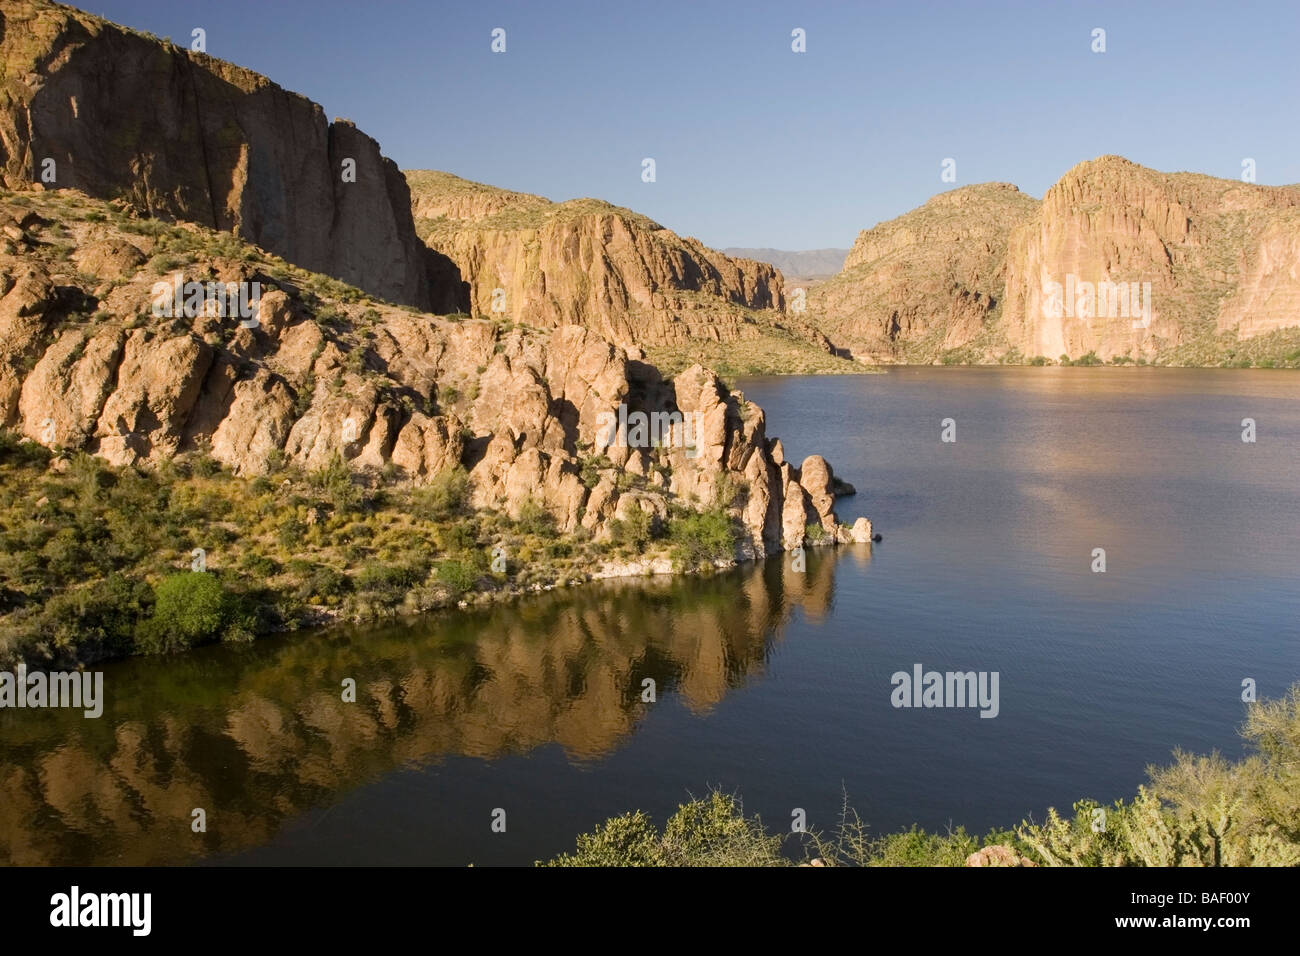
[809,158,1300,366]
[721,248,850,279]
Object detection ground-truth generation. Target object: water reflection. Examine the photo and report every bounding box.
[0,547,856,865]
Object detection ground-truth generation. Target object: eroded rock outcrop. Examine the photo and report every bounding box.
[1001,155,1300,361]
[965,845,1038,867]
[0,187,863,560]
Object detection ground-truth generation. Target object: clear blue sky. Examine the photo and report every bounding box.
[85,1,1300,249]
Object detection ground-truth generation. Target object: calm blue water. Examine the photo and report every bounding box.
[3,367,1297,865]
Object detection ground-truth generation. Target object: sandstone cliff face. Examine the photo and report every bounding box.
[807,183,1038,362]
[0,187,861,559]
[0,0,458,312]
[1001,156,1300,360]
[407,170,836,355]
[811,157,1300,364]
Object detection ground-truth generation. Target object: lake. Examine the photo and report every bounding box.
[2,367,1297,865]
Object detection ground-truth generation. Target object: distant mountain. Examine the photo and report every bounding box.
[808,157,1300,366]
[722,248,850,279]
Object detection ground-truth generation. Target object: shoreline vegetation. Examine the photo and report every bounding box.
[0,430,812,668]
[543,683,1300,866]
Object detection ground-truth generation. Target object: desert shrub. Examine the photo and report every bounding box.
[354,561,427,610]
[0,432,53,467]
[412,467,469,521]
[545,792,784,867]
[237,552,280,578]
[514,497,553,536]
[438,521,478,553]
[667,507,737,570]
[309,453,361,514]
[42,573,152,659]
[436,558,480,596]
[544,811,665,866]
[135,572,250,653]
[608,506,655,553]
[579,458,602,489]
[149,254,183,275]
[191,454,222,478]
[291,562,350,603]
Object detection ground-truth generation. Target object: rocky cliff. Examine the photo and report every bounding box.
[407,170,846,374]
[1001,156,1300,362]
[0,186,866,561]
[811,157,1300,365]
[0,0,458,312]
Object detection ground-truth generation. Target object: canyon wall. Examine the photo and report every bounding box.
[407,170,822,351]
[0,0,459,311]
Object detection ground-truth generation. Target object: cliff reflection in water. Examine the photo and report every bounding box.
[0,547,857,865]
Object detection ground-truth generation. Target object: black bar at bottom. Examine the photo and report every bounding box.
[0,865,1285,941]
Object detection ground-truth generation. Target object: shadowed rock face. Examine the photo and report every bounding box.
[0,0,463,312]
[811,157,1300,363]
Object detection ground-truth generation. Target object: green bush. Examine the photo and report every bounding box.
[544,792,784,867]
[136,572,248,654]
[608,506,655,553]
[436,559,479,596]
[667,507,737,570]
